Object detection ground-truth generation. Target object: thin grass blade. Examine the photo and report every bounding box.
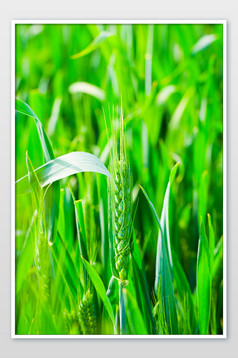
[16,98,60,244]
[71,31,114,59]
[196,217,211,334]
[124,288,148,335]
[131,229,156,334]
[191,34,217,56]
[140,163,179,334]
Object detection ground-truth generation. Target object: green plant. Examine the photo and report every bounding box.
[15,23,224,336]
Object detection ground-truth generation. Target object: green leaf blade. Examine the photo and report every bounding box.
[124,288,148,335]
[71,31,114,59]
[140,177,178,334]
[69,82,105,101]
[191,34,217,56]
[16,151,110,194]
[197,218,211,334]
[16,98,59,244]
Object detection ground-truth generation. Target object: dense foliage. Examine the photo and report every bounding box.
[15,23,223,335]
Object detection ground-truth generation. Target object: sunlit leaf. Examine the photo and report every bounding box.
[69,82,105,101]
[71,31,114,59]
[192,34,217,55]
[16,151,110,194]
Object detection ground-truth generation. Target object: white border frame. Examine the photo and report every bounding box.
[11,19,227,339]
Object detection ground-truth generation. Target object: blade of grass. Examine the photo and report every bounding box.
[16,98,54,162]
[71,31,114,59]
[140,163,179,334]
[191,34,217,56]
[69,82,105,101]
[196,217,211,334]
[208,213,215,272]
[172,249,196,332]
[74,199,88,261]
[212,237,223,289]
[97,175,111,286]
[16,98,60,244]
[131,229,156,334]
[50,232,79,304]
[16,151,110,194]
[124,285,148,335]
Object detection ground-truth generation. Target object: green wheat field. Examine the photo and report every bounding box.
[15,23,224,336]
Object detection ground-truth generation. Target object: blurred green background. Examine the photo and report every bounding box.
[15,23,223,334]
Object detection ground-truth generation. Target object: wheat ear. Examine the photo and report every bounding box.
[78,290,97,334]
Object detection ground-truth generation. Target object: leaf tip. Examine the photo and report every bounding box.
[169,162,180,184]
